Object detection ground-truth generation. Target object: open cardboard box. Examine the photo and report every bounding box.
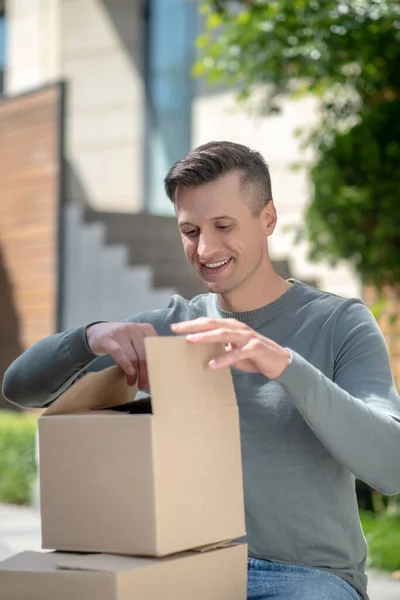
[39,336,246,556]
[0,543,248,600]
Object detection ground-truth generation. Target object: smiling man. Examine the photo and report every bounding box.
[3,141,400,600]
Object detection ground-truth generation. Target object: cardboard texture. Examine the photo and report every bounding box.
[0,544,248,600]
[39,336,246,556]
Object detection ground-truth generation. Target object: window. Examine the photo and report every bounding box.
[145,0,196,214]
[0,2,5,96]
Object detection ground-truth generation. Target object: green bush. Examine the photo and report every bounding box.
[360,510,400,572]
[0,410,38,505]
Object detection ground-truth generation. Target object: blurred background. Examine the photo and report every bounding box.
[0,0,399,591]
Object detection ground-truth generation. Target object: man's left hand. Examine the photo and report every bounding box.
[171,318,291,380]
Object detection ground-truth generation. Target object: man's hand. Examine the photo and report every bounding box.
[171,318,290,380]
[85,322,157,388]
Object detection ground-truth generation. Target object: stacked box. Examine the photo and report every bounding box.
[0,337,248,599]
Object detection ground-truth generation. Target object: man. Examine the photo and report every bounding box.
[3,141,400,600]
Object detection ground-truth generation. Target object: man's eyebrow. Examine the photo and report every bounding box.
[178,215,236,228]
[211,215,236,221]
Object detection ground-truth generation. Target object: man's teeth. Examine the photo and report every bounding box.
[205,259,230,269]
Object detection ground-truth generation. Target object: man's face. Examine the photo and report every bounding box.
[175,171,276,296]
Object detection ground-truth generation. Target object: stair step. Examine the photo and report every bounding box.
[61,205,179,330]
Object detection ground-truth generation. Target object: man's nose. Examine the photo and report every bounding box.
[197,233,219,261]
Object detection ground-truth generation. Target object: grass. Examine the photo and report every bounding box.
[360,510,400,572]
[0,410,38,505]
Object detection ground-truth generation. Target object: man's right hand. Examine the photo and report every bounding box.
[85,322,157,388]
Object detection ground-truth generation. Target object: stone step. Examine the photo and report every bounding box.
[61,204,178,330]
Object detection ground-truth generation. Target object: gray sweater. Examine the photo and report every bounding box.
[3,279,400,599]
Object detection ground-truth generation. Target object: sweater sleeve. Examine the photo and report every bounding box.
[2,296,188,410]
[276,299,400,496]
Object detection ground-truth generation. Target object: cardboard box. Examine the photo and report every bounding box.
[39,337,246,556]
[0,543,248,600]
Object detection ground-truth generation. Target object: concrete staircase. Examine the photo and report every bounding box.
[83,208,205,301]
[61,204,177,329]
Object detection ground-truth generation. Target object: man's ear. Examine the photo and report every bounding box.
[261,201,278,237]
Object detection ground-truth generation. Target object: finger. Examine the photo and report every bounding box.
[128,333,148,390]
[119,331,140,368]
[137,324,158,388]
[105,338,137,378]
[186,328,253,345]
[139,323,158,337]
[122,326,151,390]
[125,324,156,390]
[114,331,145,388]
[209,340,260,369]
[126,373,137,387]
[171,317,242,334]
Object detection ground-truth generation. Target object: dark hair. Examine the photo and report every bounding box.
[164,140,273,215]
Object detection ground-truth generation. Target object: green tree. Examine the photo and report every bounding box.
[195,0,400,290]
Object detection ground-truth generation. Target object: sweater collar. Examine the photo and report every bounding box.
[213,278,305,323]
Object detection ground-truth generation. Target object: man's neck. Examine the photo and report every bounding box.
[218,272,293,313]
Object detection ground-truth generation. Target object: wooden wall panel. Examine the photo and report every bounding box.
[0,84,63,409]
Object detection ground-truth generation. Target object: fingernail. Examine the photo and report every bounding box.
[171,323,181,330]
[187,334,199,340]
[209,360,217,368]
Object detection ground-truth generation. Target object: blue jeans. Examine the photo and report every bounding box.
[247,558,362,600]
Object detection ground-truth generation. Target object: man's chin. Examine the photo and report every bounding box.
[201,279,230,295]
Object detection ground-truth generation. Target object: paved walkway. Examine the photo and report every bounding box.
[0,503,399,598]
[0,503,42,560]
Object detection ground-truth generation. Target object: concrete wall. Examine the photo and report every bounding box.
[5,0,60,94]
[193,90,362,298]
[61,0,145,212]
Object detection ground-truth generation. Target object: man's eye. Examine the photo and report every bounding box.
[184,230,197,237]
[217,225,230,230]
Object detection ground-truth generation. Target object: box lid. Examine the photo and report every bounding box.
[0,551,59,572]
[43,337,237,417]
[0,546,241,574]
[0,552,161,574]
[145,336,236,416]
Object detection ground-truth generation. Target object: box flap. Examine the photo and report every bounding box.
[145,337,237,416]
[43,366,137,416]
[55,553,158,573]
[0,551,158,574]
[190,540,236,553]
[0,551,75,572]
[43,337,237,417]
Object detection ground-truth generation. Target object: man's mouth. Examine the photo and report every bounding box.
[200,258,232,276]
[205,259,230,269]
